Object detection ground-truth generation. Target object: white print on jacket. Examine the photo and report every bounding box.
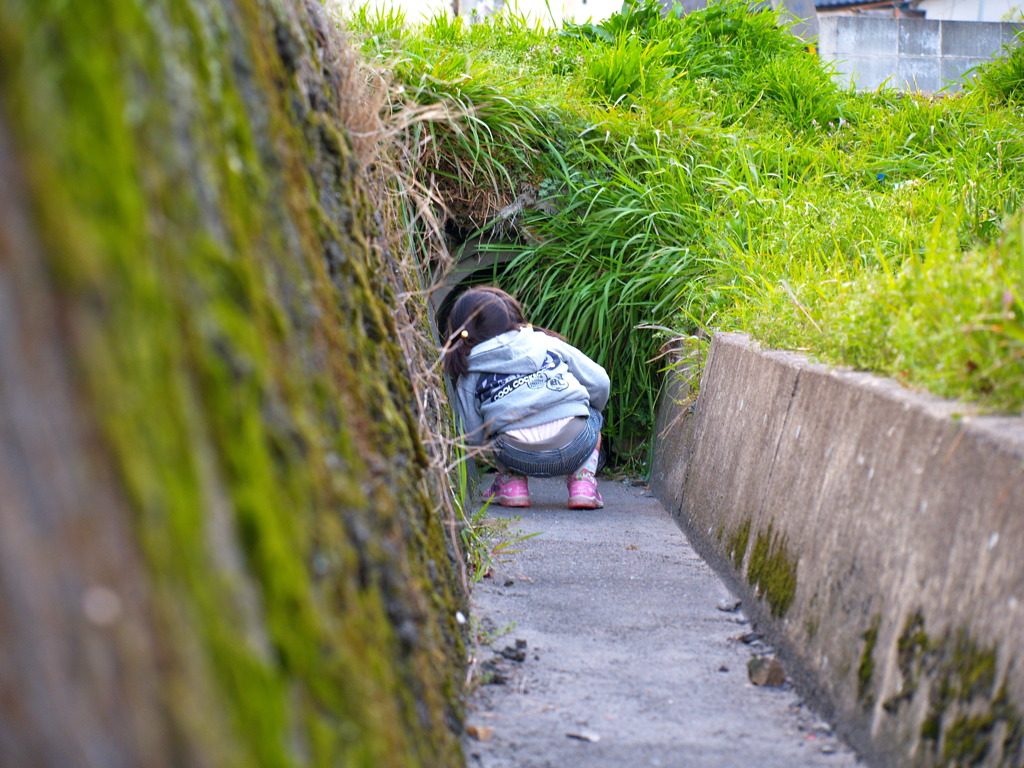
[475,352,566,404]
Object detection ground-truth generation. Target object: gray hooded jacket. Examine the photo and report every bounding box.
[454,327,610,446]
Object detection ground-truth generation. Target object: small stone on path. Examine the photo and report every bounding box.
[717,597,742,612]
[466,725,494,742]
[748,656,786,687]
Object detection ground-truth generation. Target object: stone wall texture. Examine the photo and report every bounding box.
[0,1,466,766]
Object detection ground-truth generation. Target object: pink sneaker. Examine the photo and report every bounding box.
[567,473,603,509]
[484,473,530,507]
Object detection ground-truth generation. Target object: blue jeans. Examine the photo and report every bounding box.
[493,409,603,478]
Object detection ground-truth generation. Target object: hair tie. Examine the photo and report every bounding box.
[460,330,469,339]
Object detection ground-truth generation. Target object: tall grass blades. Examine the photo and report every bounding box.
[968,30,1024,105]
[337,0,1024,465]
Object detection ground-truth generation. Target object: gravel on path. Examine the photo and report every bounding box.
[463,475,864,768]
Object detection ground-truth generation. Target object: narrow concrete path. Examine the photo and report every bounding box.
[463,475,864,768]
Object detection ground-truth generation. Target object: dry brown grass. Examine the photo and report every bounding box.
[315,0,499,599]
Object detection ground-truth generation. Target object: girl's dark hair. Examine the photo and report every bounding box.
[441,286,566,380]
[442,286,524,380]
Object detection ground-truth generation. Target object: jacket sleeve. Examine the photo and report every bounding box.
[555,338,610,412]
[454,376,488,446]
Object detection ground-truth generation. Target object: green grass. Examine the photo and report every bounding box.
[340,0,1024,461]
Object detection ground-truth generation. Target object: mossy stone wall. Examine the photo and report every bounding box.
[0,1,465,766]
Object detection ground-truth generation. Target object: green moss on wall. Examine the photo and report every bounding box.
[746,521,798,618]
[0,0,465,765]
[727,518,751,571]
[882,611,931,715]
[870,611,1024,767]
[920,629,1011,765]
[858,614,881,710]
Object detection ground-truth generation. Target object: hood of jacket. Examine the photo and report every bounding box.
[466,328,548,374]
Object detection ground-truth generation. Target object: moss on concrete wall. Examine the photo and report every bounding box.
[0,0,465,765]
[651,334,1024,768]
[879,615,1024,768]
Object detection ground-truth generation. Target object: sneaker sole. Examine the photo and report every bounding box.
[493,495,530,507]
[567,496,603,509]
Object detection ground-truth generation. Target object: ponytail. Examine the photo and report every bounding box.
[441,327,475,381]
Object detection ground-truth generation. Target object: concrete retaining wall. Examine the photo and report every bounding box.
[651,332,1024,767]
[818,16,1022,92]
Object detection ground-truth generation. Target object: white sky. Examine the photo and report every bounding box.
[329,0,624,26]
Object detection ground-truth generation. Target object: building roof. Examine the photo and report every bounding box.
[815,0,871,7]
[814,0,909,8]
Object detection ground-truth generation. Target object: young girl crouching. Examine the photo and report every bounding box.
[442,286,609,509]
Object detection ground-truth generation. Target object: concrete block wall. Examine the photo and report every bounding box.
[818,16,1022,92]
[651,333,1024,767]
